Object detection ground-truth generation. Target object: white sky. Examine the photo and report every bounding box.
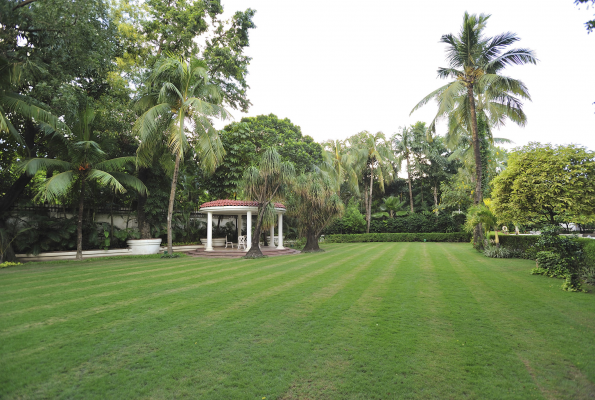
[214,0,595,150]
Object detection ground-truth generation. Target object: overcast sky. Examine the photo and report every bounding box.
[214,0,595,150]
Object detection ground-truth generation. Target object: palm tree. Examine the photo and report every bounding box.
[0,57,66,217]
[321,139,359,196]
[0,57,60,147]
[380,196,407,219]
[134,55,227,255]
[411,12,536,207]
[18,106,147,260]
[392,123,427,213]
[349,131,396,233]
[289,171,344,252]
[242,147,295,258]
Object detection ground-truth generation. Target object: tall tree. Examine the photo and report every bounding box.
[411,12,536,207]
[289,171,344,252]
[349,131,396,233]
[392,123,427,212]
[202,114,322,199]
[18,106,146,260]
[134,56,227,255]
[321,139,359,196]
[242,147,295,258]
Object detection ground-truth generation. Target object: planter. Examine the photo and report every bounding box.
[200,238,226,247]
[127,238,163,255]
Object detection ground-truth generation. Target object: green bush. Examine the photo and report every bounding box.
[579,239,595,268]
[483,245,522,259]
[0,261,23,268]
[324,232,471,243]
[488,234,539,256]
[325,211,466,235]
[532,251,568,278]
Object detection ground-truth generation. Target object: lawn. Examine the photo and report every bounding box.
[1,243,594,399]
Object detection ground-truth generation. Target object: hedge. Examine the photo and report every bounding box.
[323,232,471,243]
[488,233,595,268]
[489,234,540,253]
[324,212,466,235]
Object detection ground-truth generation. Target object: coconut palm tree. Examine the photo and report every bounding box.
[134,55,227,255]
[392,123,427,213]
[321,139,359,196]
[349,131,396,233]
[411,12,536,207]
[18,106,147,260]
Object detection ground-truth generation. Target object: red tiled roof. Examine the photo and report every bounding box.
[199,199,285,209]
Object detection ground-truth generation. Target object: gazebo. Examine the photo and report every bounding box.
[198,200,286,252]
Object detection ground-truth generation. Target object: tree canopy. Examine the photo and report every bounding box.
[491,143,595,225]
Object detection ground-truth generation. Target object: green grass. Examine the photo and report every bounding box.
[1,243,594,399]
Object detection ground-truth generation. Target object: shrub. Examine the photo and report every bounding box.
[579,239,595,269]
[0,261,23,268]
[324,232,471,243]
[483,245,522,259]
[532,251,568,278]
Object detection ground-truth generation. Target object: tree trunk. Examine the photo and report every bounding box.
[136,167,151,239]
[167,153,182,255]
[406,154,414,212]
[468,85,483,245]
[366,167,373,233]
[302,229,322,252]
[245,203,267,258]
[76,177,86,261]
[433,184,439,214]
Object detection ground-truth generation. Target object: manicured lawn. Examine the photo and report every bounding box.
[1,243,594,399]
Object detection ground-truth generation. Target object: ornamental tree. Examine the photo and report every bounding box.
[491,143,595,225]
[288,172,344,252]
[242,147,295,258]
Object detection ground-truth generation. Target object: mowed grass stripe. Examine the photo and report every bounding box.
[458,246,595,332]
[0,247,361,361]
[0,256,203,286]
[0,256,252,297]
[139,243,397,398]
[0,254,311,317]
[2,243,595,400]
[0,250,339,337]
[439,244,595,399]
[4,246,379,397]
[281,243,409,399]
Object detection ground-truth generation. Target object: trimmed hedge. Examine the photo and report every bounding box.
[324,232,471,243]
[489,233,595,268]
[489,234,540,253]
[324,212,466,235]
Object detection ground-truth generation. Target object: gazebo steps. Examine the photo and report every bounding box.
[187,247,300,259]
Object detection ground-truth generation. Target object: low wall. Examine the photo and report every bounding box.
[16,244,204,262]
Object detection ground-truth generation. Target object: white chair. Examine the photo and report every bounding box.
[225,235,234,249]
[237,235,246,250]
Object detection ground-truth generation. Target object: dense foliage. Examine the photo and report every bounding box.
[323,232,471,243]
[492,143,595,225]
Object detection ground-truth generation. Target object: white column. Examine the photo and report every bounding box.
[277,212,284,249]
[269,224,275,248]
[206,211,213,251]
[246,210,252,250]
[238,215,242,243]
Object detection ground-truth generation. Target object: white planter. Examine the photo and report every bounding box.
[127,238,163,255]
[200,238,226,247]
